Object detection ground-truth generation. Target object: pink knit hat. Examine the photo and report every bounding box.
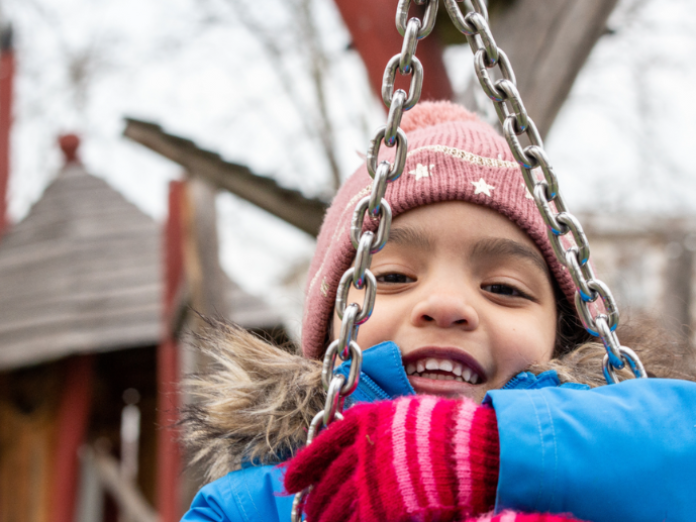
[302,101,575,360]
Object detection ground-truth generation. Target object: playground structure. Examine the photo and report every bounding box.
[0,2,695,522]
[0,132,287,522]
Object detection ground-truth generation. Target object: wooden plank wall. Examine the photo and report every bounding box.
[0,363,62,522]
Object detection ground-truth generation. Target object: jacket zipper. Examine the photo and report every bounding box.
[357,373,391,401]
[501,374,526,390]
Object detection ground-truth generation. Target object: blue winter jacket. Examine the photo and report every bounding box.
[182,341,696,522]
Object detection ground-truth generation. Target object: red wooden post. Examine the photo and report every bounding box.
[156,180,186,522]
[333,0,453,102]
[156,337,181,522]
[0,25,15,237]
[49,355,95,522]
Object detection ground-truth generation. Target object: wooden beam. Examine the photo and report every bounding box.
[483,0,620,138]
[49,355,95,522]
[182,177,229,320]
[164,181,186,317]
[85,447,159,522]
[156,182,184,522]
[156,337,181,522]
[123,119,327,237]
[333,0,453,102]
[664,234,693,341]
[0,25,14,237]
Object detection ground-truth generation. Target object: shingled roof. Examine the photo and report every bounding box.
[0,161,162,370]
[0,154,283,370]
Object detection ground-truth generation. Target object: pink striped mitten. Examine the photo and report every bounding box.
[284,395,499,522]
[463,511,587,522]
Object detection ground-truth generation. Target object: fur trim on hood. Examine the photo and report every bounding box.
[181,319,324,483]
[181,316,695,483]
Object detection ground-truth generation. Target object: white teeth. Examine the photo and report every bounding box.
[439,360,453,372]
[462,367,472,382]
[408,357,483,385]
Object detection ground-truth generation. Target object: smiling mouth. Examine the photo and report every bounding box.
[404,356,485,385]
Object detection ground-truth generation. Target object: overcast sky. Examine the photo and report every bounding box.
[3,0,696,318]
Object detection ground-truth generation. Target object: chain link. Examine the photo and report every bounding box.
[382,54,424,111]
[290,2,437,519]
[350,196,392,254]
[443,0,647,385]
[399,18,421,74]
[385,91,408,147]
[353,232,375,287]
[603,346,646,384]
[396,0,439,39]
[367,126,408,180]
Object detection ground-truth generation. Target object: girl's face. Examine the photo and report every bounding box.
[333,201,557,403]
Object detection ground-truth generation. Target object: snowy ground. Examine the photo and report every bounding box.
[4,0,696,334]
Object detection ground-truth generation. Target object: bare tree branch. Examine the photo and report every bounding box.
[224,0,342,191]
[297,0,341,190]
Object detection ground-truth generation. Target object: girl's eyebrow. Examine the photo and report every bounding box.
[388,227,549,276]
[471,238,550,276]
[388,226,433,250]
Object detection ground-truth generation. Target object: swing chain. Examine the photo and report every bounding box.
[443,0,646,384]
[291,1,437,520]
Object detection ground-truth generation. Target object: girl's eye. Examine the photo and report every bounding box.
[376,273,414,284]
[482,283,529,299]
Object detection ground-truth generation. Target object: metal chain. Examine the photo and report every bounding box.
[290,1,438,519]
[292,3,647,515]
[442,0,647,385]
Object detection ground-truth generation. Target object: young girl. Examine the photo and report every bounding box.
[181,102,696,522]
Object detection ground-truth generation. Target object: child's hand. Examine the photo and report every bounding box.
[284,395,499,522]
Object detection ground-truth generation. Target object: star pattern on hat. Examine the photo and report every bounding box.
[522,183,534,199]
[471,178,495,197]
[409,163,434,181]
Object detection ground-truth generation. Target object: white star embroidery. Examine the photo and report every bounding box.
[471,178,495,197]
[409,163,434,181]
[522,183,534,199]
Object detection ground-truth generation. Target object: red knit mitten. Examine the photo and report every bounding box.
[463,512,587,522]
[284,395,499,522]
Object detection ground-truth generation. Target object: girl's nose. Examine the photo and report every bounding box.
[410,293,479,330]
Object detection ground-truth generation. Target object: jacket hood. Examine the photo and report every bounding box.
[181,319,324,483]
[181,316,695,483]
